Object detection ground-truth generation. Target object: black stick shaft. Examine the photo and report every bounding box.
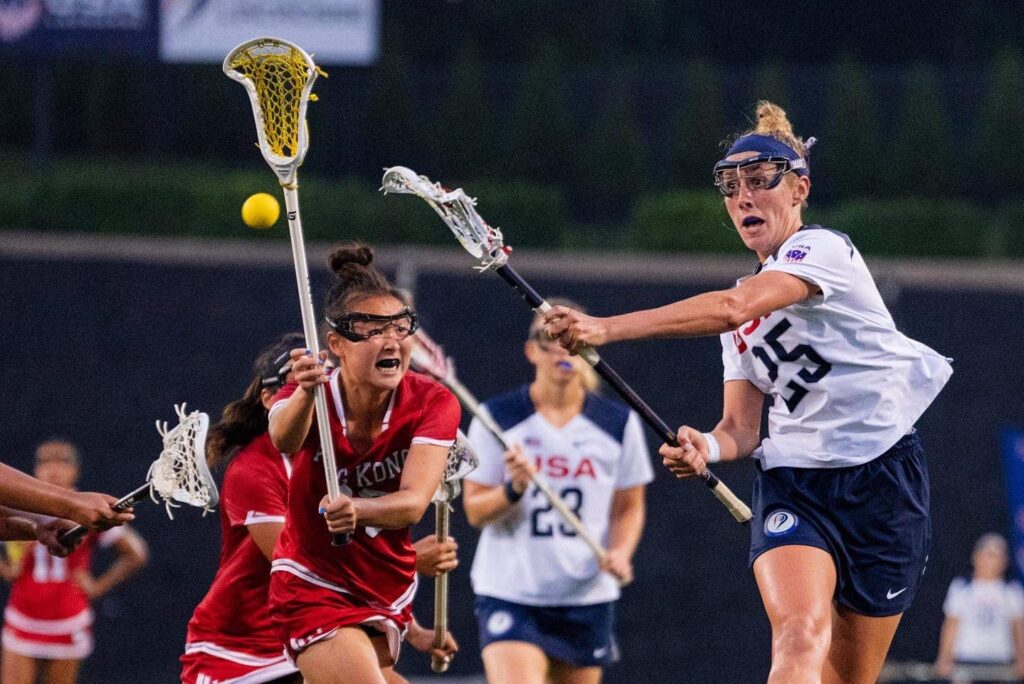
[58,483,151,547]
[494,264,748,519]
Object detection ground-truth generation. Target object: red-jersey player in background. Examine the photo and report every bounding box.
[183,329,458,684]
[0,440,148,684]
[268,243,461,684]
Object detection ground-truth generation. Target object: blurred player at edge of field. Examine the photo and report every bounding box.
[935,533,1024,683]
[0,440,148,684]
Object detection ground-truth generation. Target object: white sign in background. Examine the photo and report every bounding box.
[160,0,379,65]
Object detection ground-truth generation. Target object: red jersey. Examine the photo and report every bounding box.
[2,527,124,659]
[184,432,291,660]
[269,370,459,618]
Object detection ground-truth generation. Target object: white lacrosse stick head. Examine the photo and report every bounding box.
[381,166,509,270]
[433,429,479,505]
[147,403,219,519]
[223,36,325,186]
[409,327,454,384]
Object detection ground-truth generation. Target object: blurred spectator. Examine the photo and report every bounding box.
[935,533,1024,683]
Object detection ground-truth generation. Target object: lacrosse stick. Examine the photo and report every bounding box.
[224,38,347,545]
[59,404,219,547]
[383,167,752,524]
[430,429,479,673]
[411,328,609,563]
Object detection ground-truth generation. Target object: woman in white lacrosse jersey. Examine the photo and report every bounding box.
[0,440,148,684]
[935,533,1024,683]
[543,101,952,684]
[464,301,654,684]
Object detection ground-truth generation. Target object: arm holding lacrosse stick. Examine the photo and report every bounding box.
[382,167,751,524]
[58,404,218,547]
[0,462,132,532]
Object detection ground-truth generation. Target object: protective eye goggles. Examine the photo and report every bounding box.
[712,154,807,198]
[260,350,293,388]
[327,307,419,342]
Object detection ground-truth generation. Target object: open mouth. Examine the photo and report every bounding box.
[742,216,765,228]
[375,358,401,372]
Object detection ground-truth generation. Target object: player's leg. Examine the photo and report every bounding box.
[0,649,39,684]
[823,606,902,684]
[548,659,602,684]
[295,627,388,684]
[753,545,837,684]
[40,657,81,684]
[481,641,549,684]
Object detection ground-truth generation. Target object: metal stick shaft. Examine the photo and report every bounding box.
[431,499,451,673]
[493,263,752,524]
[59,483,151,547]
[282,187,348,545]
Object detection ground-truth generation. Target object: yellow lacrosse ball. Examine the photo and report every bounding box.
[241,193,281,229]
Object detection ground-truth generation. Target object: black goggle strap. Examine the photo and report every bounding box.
[713,154,806,195]
[327,307,419,342]
[260,349,294,388]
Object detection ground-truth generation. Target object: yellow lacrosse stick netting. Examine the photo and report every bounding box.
[224,38,327,168]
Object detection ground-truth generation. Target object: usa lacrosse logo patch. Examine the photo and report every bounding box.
[764,510,799,536]
[784,249,808,263]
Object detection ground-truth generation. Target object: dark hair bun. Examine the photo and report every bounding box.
[328,243,374,279]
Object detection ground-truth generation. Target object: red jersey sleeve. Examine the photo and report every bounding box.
[267,380,321,451]
[411,385,461,447]
[222,452,289,528]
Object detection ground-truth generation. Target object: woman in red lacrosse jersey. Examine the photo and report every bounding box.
[181,332,459,684]
[181,333,307,684]
[267,243,461,684]
[0,440,148,684]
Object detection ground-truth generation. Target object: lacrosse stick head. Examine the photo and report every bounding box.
[380,166,509,270]
[223,37,325,186]
[147,403,219,518]
[409,327,454,383]
[433,429,479,505]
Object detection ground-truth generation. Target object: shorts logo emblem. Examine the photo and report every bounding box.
[886,587,908,599]
[487,610,513,636]
[764,510,798,537]
[593,646,608,659]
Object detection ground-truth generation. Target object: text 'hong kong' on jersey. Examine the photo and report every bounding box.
[721,225,952,470]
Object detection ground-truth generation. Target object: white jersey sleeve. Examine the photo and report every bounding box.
[466,409,507,487]
[943,577,967,616]
[1009,581,1024,618]
[761,229,854,301]
[614,410,654,489]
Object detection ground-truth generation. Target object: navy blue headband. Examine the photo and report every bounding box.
[724,134,811,177]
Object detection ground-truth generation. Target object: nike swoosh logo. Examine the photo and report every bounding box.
[593,647,608,658]
[886,587,908,599]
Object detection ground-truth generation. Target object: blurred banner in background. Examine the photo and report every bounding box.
[1003,428,1024,578]
[159,0,379,64]
[0,0,154,56]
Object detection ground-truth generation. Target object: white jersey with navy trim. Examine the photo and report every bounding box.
[943,577,1024,663]
[722,225,952,469]
[467,386,654,606]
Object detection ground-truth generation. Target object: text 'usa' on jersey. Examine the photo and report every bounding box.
[722,226,952,470]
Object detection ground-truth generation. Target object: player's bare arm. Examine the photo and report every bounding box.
[602,485,645,584]
[661,379,764,478]
[543,270,817,349]
[345,442,448,529]
[268,348,326,454]
[463,445,534,527]
[75,527,148,600]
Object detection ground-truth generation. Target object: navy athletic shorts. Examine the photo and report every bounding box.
[749,431,931,617]
[474,595,618,667]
